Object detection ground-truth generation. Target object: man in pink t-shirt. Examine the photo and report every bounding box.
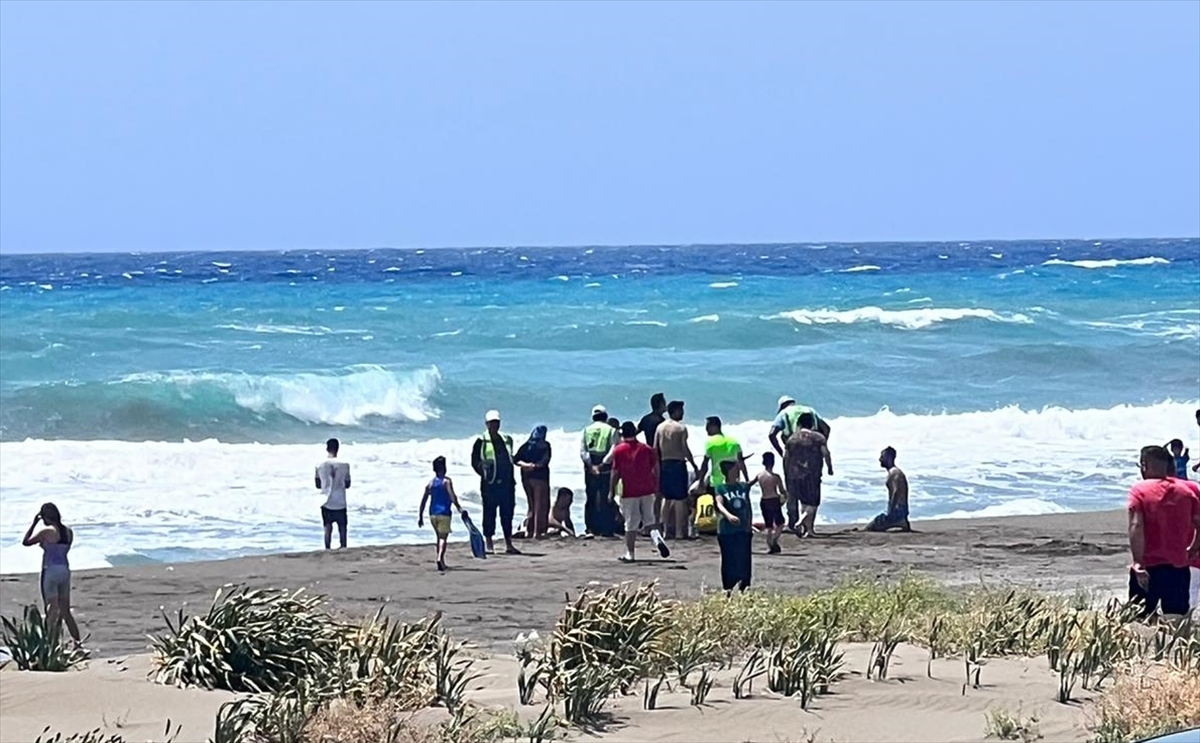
[609,421,670,563]
[1128,445,1200,618]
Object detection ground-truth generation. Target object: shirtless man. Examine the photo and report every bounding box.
[752,452,787,553]
[866,447,911,532]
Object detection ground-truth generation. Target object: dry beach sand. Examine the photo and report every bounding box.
[0,510,1132,742]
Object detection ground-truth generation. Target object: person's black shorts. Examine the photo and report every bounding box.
[1129,564,1191,617]
[321,506,347,530]
[660,460,689,501]
[760,499,785,528]
[789,476,822,507]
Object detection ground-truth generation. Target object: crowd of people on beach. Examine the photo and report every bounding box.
[19,404,1200,650]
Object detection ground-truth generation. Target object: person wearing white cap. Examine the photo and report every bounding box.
[580,404,618,537]
[769,396,830,532]
[470,409,520,554]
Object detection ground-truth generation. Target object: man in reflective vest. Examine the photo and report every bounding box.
[769,396,831,532]
[471,409,520,554]
[580,404,618,537]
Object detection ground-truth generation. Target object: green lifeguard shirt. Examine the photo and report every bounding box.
[705,434,743,488]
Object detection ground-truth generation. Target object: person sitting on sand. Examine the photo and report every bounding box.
[609,421,670,562]
[715,460,754,595]
[751,453,787,553]
[784,413,832,538]
[515,426,552,539]
[546,487,577,538]
[315,438,351,550]
[865,447,911,533]
[1127,445,1200,621]
[418,456,465,572]
[22,502,82,644]
[1167,438,1190,481]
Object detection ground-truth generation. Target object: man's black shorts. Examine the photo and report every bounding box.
[321,506,348,530]
[1128,564,1190,617]
[660,460,690,501]
[788,476,822,507]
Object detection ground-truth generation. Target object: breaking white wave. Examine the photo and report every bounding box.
[769,306,1033,330]
[1041,257,1170,269]
[688,314,720,323]
[841,264,881,273]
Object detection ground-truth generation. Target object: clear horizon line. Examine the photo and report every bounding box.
[1,234,1196,258]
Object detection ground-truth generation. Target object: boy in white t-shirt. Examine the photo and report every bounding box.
[315,437,351,549]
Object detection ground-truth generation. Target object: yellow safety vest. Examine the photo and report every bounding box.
[780,405,822,438]
[583,421,615,455]
[478,432,514,463]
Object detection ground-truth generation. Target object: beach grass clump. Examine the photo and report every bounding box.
[301,702,561,743]
[518,582,669,724]
[1091,660,1200,743]
[984,707,1042,742]
[150,586,341,693]
[1,604,88,672]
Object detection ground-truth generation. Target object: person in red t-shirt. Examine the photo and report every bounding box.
[609,421,670,563]
[1183,478,1200,616]
[1128,445,1200,619]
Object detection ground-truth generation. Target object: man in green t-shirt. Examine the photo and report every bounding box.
[698,416,748,491]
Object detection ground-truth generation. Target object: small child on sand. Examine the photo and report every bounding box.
[418,456,464,572]
[546,487,577,538]
[752,452,787,554]
[1168,439,1191,480]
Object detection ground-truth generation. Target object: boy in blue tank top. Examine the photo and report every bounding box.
[419,456,465,572]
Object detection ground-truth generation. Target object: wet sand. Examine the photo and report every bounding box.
[0,509,1130,659]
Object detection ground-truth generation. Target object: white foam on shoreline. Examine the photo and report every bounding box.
[0,400,1190,574]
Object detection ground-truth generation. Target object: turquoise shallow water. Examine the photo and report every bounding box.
[0,238,1196,570]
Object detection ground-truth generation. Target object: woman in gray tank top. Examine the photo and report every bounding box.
[22,502,82,644]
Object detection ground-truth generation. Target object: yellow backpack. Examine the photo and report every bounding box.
[694,493,719,535]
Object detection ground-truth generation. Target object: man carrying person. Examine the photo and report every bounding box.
[581,405,618,537]
[1127,444,1200,621]
[655,400,699,539]
[784,412,832,538]
[315,437,351,550]
[609,421,670,562]
[769,396,831,531]
[471,409,521,555]
[865,446,911,532]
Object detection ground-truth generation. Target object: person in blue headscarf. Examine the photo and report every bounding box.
[515,425,553,538]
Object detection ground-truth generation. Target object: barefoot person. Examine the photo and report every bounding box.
[655,400,698,539]
[22,503,82,644]
[315,438,351,550]
[609,421,669,562]
[769,396,830,530]
[515,426,552,538]
[752,453,787,553]
[1127,445,1200,621]
[715,461,754,595]
[865,447,911,532]
[471,410,520,554]
[547,487,578,538]
[418,456,465,572]
[784,413,832,538]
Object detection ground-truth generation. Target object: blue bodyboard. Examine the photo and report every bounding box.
[461,511,486,559]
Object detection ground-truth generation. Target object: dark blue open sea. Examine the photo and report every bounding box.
[1,238,1196,571]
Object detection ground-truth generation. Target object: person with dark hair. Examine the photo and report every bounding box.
[784,412,832,538]
[715,460,754,595]
[1127,444,1200,620]
[655,400,698,539]
[419,456,465,571]
[638,393,668,447]
[751,452,786,553]
[315,438,351,549]
[865,447,911,532]
[471,410,520,554]
[1167,439,1191,480]
[609,421,669,562]
[22,502,82,643]
[515,425,553,539]
[546,487,578,538]
[698,416,747,492]
[580,405,618,537]
[769,396,832,457]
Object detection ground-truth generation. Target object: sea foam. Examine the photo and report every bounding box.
[769,306,1032,330]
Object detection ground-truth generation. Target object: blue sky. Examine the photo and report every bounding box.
[1,1,1197,254]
